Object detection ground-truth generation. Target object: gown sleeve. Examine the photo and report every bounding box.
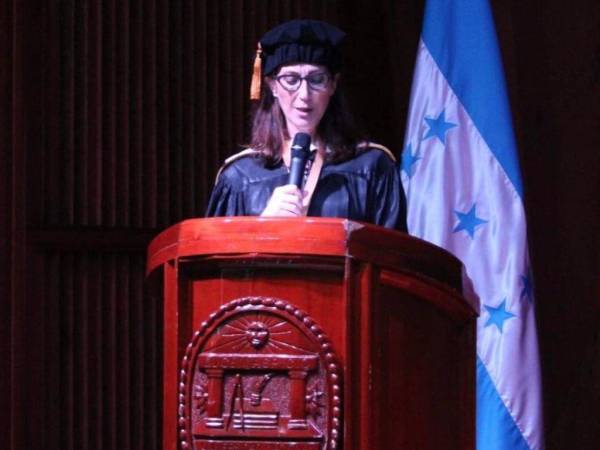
[371,152,408,232]
[205,169,247,217]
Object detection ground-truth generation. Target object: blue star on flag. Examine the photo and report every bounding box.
[452,203,488,239]
[484,299,516,333]
[401,143,422,178]
[423,109,457,145]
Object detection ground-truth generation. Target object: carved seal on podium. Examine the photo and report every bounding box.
[178,297,342,450]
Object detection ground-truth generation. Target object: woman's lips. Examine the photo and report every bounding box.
[296,107,313,115]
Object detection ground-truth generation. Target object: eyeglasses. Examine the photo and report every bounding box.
[275,72,331,92]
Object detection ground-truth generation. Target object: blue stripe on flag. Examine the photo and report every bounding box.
[421,0,523,198]
[477,358,531,450]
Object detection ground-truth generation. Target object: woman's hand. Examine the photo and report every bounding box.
[260,184,307,217]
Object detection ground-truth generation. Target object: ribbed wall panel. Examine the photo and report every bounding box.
[39,251,161,450]
[0,0,14,443]
[34,0,341,230]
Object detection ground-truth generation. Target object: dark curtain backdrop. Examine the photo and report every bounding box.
[1,1,598,449]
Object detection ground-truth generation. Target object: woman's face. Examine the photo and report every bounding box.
[269,63,338,138]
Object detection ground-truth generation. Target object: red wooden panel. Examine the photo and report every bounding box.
[189,265,346,355]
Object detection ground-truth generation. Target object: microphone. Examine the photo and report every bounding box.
[288,133,312,188]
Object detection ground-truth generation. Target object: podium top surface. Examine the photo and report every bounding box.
[146,217,466,292]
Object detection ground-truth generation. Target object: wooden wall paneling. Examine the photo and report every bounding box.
[108,254,119,449]
[87,0,101,225]
[3,0,27,448]
[176,0,187,219]
[116,255,131,448]
[106,254,119,449]
[231,2,246,171]
[180,0,194,218]
[31,250,161,450]
[131,254,143,450]
[20,4,53,434]
[75,0,88,225]
[131,253,149,450]
[131,253,144,450]
[103,0,117,227]
[80,254,94,447]
[41,0,59,226]
[142,0,158,227]
[85,252,101,449]
[15,1,164,446]
[116,0,132,226]
[206,0,221,206]
[195,0,210,212]
[62,0,75,225]
[130,0,144,228]
[218,1,232,185]
[61,252,75,449]
[43,251,61,448]
[156,0,170,226]
[0,0,14,442]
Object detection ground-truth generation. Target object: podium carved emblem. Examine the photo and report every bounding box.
[179,297,342,450]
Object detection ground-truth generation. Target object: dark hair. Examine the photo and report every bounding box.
[250,72,365,166]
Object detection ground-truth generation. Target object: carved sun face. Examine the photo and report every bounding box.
[207,312,304,354]
[246,322,270,349]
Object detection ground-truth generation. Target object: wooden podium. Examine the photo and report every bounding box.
[146,217,477,450]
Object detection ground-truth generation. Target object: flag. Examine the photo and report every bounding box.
[400,1,544,449]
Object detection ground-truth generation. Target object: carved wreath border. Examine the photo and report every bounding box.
[178,296,343,450]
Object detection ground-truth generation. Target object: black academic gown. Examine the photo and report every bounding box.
[205,146,407,232]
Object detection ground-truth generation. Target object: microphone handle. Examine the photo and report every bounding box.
[288,153,309,188]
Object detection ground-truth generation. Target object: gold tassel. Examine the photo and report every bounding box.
[250,43,262,101]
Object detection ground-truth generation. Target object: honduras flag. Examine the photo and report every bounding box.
[401,1,544,449]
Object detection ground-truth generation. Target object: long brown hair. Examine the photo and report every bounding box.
[250,73,365,166]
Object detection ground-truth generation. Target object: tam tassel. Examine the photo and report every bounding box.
[250,43,262,101]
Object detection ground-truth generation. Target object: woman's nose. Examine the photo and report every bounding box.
[297,79,311,99]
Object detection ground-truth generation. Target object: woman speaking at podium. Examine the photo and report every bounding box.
[206,19,407,232]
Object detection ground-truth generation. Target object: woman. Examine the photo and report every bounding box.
[206,19,407,231]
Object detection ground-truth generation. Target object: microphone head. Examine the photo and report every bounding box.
[290,132,311,156]
[288,133,312,188]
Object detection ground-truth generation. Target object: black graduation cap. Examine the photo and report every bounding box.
[250,19,346,100]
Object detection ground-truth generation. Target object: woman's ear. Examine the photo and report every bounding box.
[330,73,340,94]
[267,77,278,98]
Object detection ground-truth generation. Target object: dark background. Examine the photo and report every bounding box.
[1,1,598,449]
